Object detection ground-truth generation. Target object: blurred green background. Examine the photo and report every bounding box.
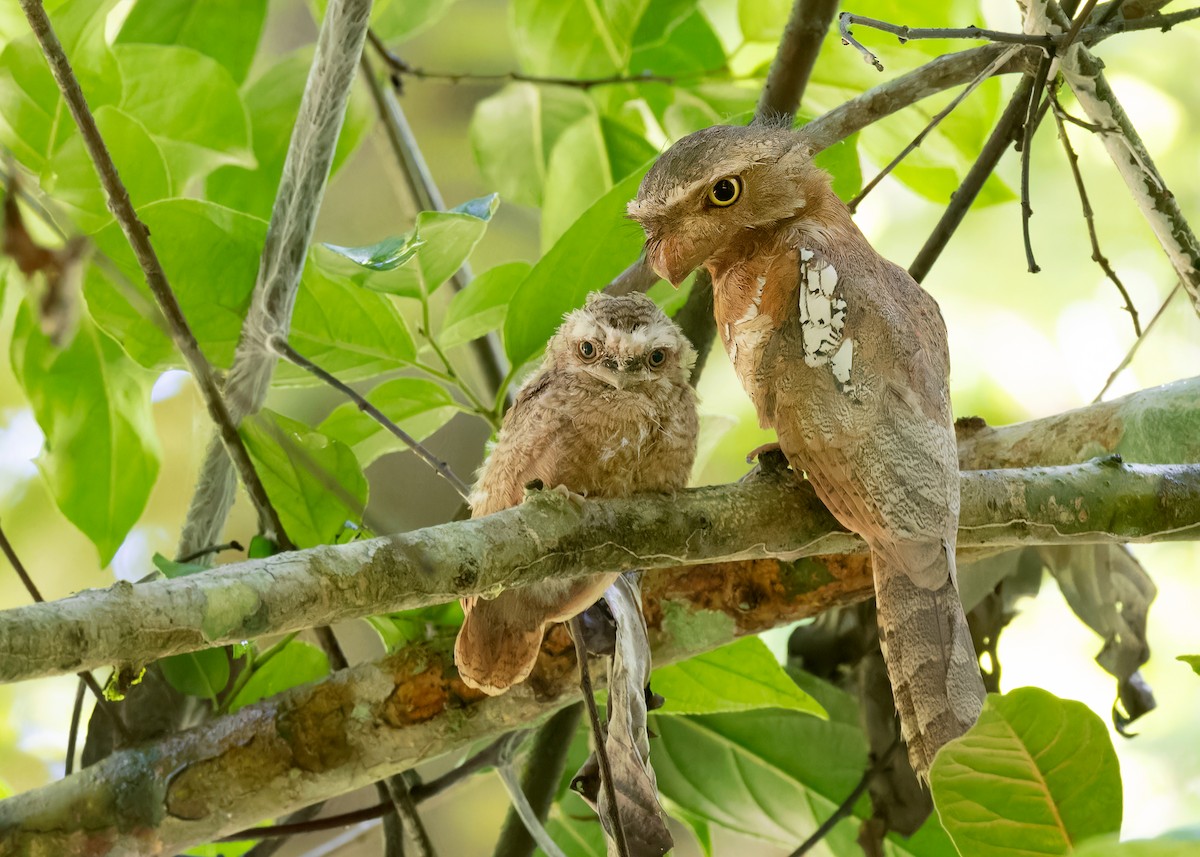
[1,0,1198,853]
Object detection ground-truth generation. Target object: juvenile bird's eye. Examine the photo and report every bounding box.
[577,340,598,362]
[648,349,666,367]
[708,176,742,207]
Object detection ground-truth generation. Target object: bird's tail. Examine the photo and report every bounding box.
[873,545,985,779]
[454,594,546,696]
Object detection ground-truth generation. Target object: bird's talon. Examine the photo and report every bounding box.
[745,441,783,464]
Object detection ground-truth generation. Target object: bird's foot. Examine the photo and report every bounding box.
[549,483,589,511]
[745,441,782,464]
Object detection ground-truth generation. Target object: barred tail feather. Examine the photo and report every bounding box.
[873,548,985,779]
[454,596,546,696]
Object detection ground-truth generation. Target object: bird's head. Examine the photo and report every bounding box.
[627,124,819,285]
[548,292,696,390]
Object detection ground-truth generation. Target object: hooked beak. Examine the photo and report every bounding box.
[646,239,693,288]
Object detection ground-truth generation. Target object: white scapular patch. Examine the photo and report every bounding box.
[797,249,847,369]
[830,338,855,394]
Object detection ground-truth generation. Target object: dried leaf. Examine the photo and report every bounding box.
[573,574,673,857]
[1040,544,1158,732]
[2,173,87,346]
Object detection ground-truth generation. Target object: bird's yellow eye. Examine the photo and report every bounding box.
[577,340,598,362]
[647,349,667,368]
[708,176,742,207]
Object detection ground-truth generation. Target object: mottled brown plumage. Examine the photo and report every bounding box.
[629,124,985,777]
[455,292,699,695]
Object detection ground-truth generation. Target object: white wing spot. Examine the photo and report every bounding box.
[830,338,855,395]
[797,249,849,371]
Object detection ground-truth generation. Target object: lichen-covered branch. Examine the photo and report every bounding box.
[2,407,1199,685]
[3,448,1200,853]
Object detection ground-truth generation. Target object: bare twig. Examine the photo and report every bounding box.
[16,0,289,546]
[1093,283,1182,401]
[494,704,583,857]
[1018,51,1054,275]
[368,31,719,91]
[787,740,900,857]
[176,541,246,565]
[849,46,1019,212]
[757,0,842,118]
[384,774,437,857]
[569,616,629,857]
[269,335,471,501]
[839,13,1055,72]
[1049,85,1140,335]
[909,76,1034,281]
[0,519,128,739]
[64,677,85,775]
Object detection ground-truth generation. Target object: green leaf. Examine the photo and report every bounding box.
[248,535,277,559]
[738,0,790,42]
[813,130,862,202]
[511,0,652,77]
[10,309,160,565]
[46,105,170,232]
[113,44,255,187]
[152,553,207,579]
[84,199,264,369]
[651,708,868,849]
[630,0,726,77]
[652,636,826,717]
[540,813,606,857]
[207,46,374,218]
[320,195,499,297]
[931,687,1122,857]
[1072,829,1200,857]
[440,261,531,350]
[1178,655,1200,676]
[115,0,268,84]
[504,166,654,368]
[241,410,368,549]
[160,647,230,703]
[542,115,657,248]
[227,640,330,713]
[277,254,418,385]
[0,1,121,173]
[318,378,459,466]
[366,602,464,653]
[470,83,593,207]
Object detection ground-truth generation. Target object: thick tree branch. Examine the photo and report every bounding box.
[177,0,373,558]
[17,0,286,544]
[2,400,1199,685]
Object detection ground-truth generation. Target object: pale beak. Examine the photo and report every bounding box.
[647,238,692,288]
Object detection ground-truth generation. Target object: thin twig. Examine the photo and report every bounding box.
[569,616,629,857]
[64,677,85,776]
[788,740,900,857]
[838,13,1054,70]
[849,46,1019,211]
[0,519,129,740]
[367,30,720,90]
[909,76,1034,281]
[1019,51,1054,275]
[269,335,471,501]
[17,0,290,547]
[384,774,437,857]
[176,541,246,565]
[1049,85,1141,335]
[1093,282,1182,401]
[494,704,583,857]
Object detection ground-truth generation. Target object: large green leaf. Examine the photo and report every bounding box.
[542,115,657,248]
[470,83,593,208]
[160,648,230,704]
[630,0,726,77]
[278,257,418,386]
[652,636,826,717]
[930,687,1122,857]
[45,105,171,232]
[227,640,330,713]
[0,0,121,171]
[112,44,254,187]
[511,0,653,77]
[241,410,368,549]
[115,0,268,84]
[84,199,264,369]
[206,46,374,219]
[504,167,653,368]
[440,261,531,350]
[10,309,160,565]
[318,377,459,466]
[321,195,499,298]
[311,0,458,42]
[1073,831,1200,857]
